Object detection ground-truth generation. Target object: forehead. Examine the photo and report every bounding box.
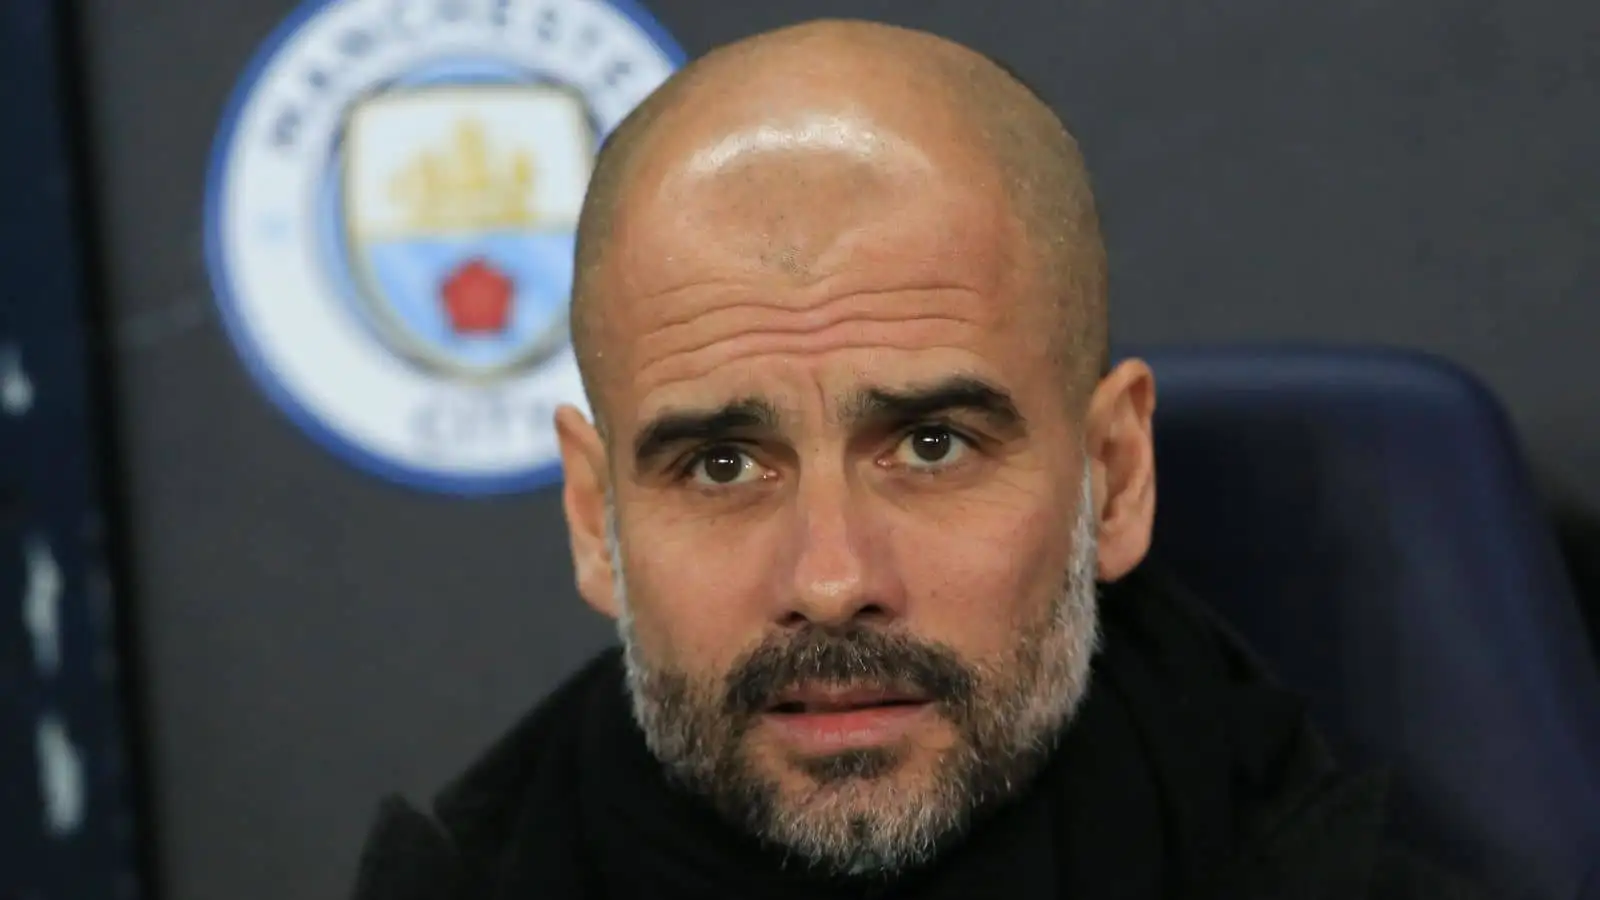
[612,104,1017,288]
[590,116,1055,427]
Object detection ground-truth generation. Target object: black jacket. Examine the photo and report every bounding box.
[352,566,1484,900]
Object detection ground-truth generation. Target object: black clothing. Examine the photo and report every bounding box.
[352,566,1482,899]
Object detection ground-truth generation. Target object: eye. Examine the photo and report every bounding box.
[891,425,972,471]
[686,445,763,487]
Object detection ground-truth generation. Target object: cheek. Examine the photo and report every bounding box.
[894,496,1069,654]
[622,523,778,675]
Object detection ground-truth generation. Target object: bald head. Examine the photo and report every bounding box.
[570,20,1108,423]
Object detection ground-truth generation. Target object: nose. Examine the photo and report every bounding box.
[781,468,902,628]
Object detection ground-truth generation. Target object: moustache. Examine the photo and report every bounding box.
[722,625,977,719]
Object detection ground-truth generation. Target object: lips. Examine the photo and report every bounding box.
[766,685,931,715]
[760,684,936,754]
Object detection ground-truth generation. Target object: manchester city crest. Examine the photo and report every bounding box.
[204,0,683,494]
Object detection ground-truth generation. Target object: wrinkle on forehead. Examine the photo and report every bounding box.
[634,310,987,394]
[617,160,1017,300]
[594,185,1031,415]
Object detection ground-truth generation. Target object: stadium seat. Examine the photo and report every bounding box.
[1137,344,1600,900]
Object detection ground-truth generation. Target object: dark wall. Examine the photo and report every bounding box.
[68,0,1599,898]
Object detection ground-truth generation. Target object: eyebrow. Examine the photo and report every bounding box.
[632,397,781,470]
[629,376,1025,472]
[846,376,1025,435]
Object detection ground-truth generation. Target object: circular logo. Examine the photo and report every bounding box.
[205,0,683,494]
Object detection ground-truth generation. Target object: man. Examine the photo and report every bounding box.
[354,20,1481,900]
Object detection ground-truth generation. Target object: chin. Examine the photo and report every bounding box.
[767,787,958,877]
[750,745,969,874]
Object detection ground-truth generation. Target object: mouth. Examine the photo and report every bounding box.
[766,688,930,715]
[760,685,935,753]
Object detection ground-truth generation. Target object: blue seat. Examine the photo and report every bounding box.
[1137,344,1600,900]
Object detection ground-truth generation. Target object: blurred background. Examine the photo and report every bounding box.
[3,0,1597,898]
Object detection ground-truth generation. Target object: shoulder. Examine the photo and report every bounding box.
[1106,566,1491,900]
[1368,846,1495,900]
[348,649,624,900]
[350,795,462,900]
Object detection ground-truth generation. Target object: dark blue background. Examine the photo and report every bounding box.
[0,0,144,896]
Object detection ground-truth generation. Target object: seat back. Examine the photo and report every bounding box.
[1139,344,1600,900]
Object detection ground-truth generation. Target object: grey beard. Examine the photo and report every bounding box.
[605,469,1101,878]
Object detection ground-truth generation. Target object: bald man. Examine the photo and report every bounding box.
[353,21,1480,900]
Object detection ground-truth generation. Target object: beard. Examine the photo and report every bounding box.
[607,469,1101,878]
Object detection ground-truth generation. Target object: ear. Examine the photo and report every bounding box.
[1085,359,1157,581]
[555,404,620,619]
